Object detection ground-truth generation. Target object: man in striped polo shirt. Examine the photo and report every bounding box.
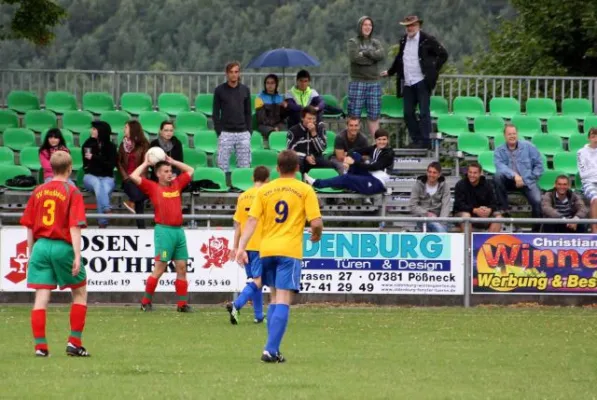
[541,175,588,233]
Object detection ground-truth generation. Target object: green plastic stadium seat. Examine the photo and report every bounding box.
[251,149,278,169]
[342,95,367,118]
[174,131,190,148]
[195,94,214,117]
[7,91,39,113]
[562,98,593,119]
[452,96,485,118]
[24,110,57,132]
[492,133,505,149]
[546,116,579,138]
[0,165,35,190]
[121,92,153,115]
[62,110,92,134]
[0,147,15,165]
[175,111,208,135]
[270,170,302,180]
[100,110,130,135]
[322,94,342,118]
[0,110,19,133]
[44,91,77,114]
[268,131,287,152]
[474,115,505,137]
[82,92,115,114]
[138,111,169,135]
[531,133,563,156]
[3,128,36,151]
[568,134,588,153]
[553,152,578,175]
[489,97,521,119]
[18,147,41,170]
[525,98,557,119]
[511,115,542,138]
[194,130,218,154]
[70,148,83,170]
[308,168,342,193]
[430,96,449,118]
[538,170,565,191]
[192,167,228,192]
[251,131,264,151]
[158,93,190,117]
[381,95,403,118]
[477,151,496,174]
[231,168,254,191]
[457,133,489,156]
[575,173,582,191]
[183,148,207,168]
[437,115,469,137]
[583,115,597,132]
[42,128,74,148]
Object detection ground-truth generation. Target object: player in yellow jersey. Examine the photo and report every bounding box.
[235,150,323,363]
[227,166,270,325]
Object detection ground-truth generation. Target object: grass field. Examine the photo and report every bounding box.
[1,305,596,399]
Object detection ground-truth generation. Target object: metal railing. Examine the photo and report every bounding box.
[2,69,596,111]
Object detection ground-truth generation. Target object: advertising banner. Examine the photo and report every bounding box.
[472,233,597,295]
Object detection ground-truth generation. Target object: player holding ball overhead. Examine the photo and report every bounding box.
[128,151,195,312]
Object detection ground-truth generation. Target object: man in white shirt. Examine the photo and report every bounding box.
[577,127,597,232]
[383,15,448,149]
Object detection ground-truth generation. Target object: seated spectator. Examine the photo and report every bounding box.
[149,121,183,180]
[577,127,597,233]
[81,121,117,228]
[305,128,392,195]
[285,70,324,127]
[117,120,149,228]
[331,116,369,174]
[287,106,333,174]
[541,175,587,233]
[39,128,72,184]
[453,162,502,233]
[494,124,543,232]
[409,161,451,232]
[255,74,288,139]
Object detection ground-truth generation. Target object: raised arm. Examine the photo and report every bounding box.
[166,156,194,177]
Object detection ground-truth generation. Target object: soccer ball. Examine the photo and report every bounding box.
[146,147,167,166]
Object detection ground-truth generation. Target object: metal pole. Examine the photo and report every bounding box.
[463,218,471,308]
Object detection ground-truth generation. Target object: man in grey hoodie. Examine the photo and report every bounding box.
[409,161,451,232]
[347,16,385,138]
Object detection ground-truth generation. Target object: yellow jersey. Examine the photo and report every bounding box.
[233,186,262,252]
[249,177,321,259]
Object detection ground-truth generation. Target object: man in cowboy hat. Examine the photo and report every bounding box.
[382,15,448,149]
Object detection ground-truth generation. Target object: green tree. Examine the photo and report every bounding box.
[0,0,67,45]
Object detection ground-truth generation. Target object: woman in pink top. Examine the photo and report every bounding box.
[39,128,71,183]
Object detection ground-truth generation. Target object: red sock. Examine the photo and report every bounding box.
[68,304,87,347]
[175,279,188,307]
[142,276,158,305]
[31,309,48,351]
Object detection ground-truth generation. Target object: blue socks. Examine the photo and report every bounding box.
[265,304,289,354]
[266,304,277,331]
[253,288,264,320]
[233,282,259,311]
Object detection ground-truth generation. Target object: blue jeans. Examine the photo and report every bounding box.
[417,222,448,233]
[313,153,385,195]
[494,173,542,231]
[403,81,431,145]
[83,174,115,226]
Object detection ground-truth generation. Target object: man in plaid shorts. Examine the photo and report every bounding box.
[347,16,385,138]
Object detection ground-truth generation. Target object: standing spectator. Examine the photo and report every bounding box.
[39,128,71,183]
[382,15,448,149]
[347,16,385,138]
[255,74,287,139]
[494,124,543,231]
[305,129,393,195]
[81,121,117,228]
[541,175,587,233]
[409,161,451,232]
[149,121,183,179]
[117,120,150,228]
[453,162,502,233]
[287,106,333,174]
[213,61,252,174]
[331,117,369,174]
[285,70,324,128]
[577,127,597,233]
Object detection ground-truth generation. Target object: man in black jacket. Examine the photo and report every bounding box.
[453,162,502,232]
[383,15,448,149]
[287,106,333,173]
[304,129,393,195]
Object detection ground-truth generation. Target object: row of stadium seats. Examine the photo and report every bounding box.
[457,132,588,156]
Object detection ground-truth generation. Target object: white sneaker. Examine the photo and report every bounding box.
[304,174,315,185]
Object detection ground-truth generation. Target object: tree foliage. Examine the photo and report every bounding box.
[0,0,67,45]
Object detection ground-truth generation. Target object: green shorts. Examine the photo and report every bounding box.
[27,238,86,290]
[154,224,188,262]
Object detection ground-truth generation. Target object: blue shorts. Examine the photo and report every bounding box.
[262,256,301,292]
[245,251,262,279]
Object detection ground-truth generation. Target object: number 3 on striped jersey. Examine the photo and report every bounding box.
[274,200,288,223]
[42,199,56,226]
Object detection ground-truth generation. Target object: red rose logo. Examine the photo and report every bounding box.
[200,236,231,269]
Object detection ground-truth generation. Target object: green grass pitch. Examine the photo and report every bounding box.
[1,305,596,399]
